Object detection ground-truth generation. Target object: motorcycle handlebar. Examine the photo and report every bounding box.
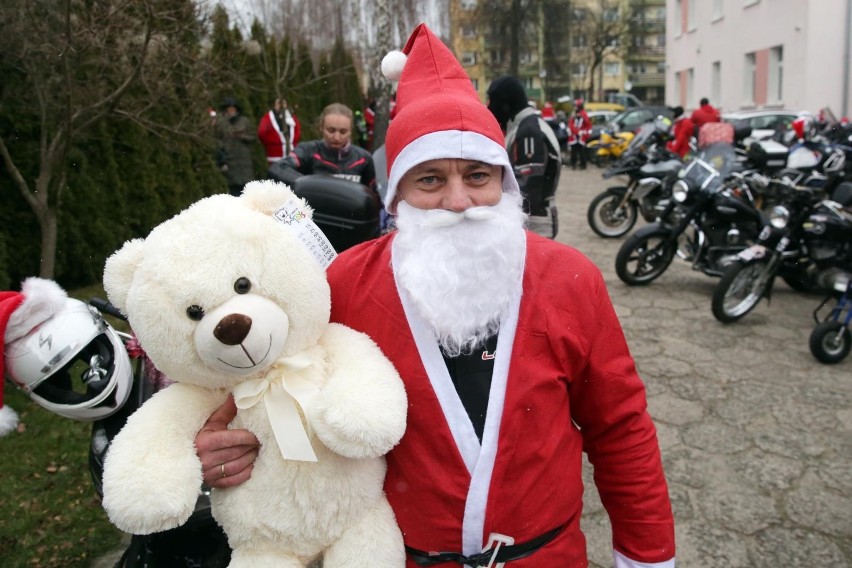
[88,297,127,322]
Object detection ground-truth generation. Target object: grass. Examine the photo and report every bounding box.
[1,283,126,568]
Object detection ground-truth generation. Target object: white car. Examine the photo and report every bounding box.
[722,109,800,144]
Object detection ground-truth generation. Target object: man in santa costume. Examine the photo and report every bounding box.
[257,97,299,164]
[196,23,675,568]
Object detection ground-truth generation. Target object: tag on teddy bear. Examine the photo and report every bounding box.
[273,202,337,269]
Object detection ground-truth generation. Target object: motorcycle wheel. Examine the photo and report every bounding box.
[615,232,676,285]
[711,259,774,323]
[809,320,852,364]
[587,191,638,238]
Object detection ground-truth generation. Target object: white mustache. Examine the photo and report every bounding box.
[414,205,498,228]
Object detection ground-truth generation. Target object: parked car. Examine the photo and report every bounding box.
[590,106,673,142]
[588,110,619,140]
[722,109,799,145]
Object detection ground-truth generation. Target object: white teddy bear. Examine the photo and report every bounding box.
[101,181,408,567]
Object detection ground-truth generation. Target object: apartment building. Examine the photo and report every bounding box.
[667,0,852,116]
[449,0,647,105]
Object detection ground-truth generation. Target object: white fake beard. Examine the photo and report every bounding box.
[393,193,527,357]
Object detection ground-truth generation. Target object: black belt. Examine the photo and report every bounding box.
[405,524,565,567]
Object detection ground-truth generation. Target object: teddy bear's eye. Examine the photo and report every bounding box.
[186,305,205,321]
[234,277,251,294]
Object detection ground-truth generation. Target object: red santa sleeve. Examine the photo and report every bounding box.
[567,272,675,565]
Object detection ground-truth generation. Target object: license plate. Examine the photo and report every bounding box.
[737,245,767,261]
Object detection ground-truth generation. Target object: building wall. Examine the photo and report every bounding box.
[666,0,852,116]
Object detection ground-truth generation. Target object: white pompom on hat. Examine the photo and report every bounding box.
[0,278,68,436]
[381,24,519,214]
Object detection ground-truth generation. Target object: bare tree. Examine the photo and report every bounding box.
[575,0,629,100]
[0,0,210,278]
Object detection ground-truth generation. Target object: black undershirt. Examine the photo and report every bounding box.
[442,334,498,442]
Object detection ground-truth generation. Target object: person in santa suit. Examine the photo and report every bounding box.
[568,99,592,169]
[257,97,298,165]
[666,106,695,159]
[195,23,675,568]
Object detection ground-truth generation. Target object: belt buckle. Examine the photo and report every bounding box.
[482,532,515,568]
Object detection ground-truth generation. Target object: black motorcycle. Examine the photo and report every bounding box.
[711,182,852,323]
[615,143,769,286]
[810,272,852,364]
[587,118,682,238]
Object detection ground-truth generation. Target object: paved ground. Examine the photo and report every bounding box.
[93,166,851,567]
[558,166,852,567]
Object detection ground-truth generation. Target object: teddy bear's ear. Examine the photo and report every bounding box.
[240,180,312,216]
[103,239,145,312]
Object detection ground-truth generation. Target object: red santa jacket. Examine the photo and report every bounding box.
[327,232,675,567]
[667,116,695,158]
[690,103,721,128]
[568,110,592,144]
[257,110,299,163]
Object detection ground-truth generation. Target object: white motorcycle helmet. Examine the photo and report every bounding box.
[4,298,132,421]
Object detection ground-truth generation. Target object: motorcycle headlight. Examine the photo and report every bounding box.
[672,180,689,202]
[769,205,790,228]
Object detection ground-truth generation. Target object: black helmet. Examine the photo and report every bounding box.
[487,76,528,128]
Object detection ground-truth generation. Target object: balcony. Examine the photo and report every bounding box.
[628,45,665,58]
[628,72,665,87]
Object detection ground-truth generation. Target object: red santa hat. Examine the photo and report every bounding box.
[380,23,520,214]
[0,278,68,436]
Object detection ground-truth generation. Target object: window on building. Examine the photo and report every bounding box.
[604,62,620,76]
[657,34,666,47]
[674,0,683,36]
[603,7,619,22]
[572,8,587,21]
[711,61,721,104]
[674,71,682,104]
[572,34,587,48]
[657,61,665,73]
[490,50,503,64]
[461,0,477,10]
[687,0,696,30]
[687,68,694,107]
[572,63,588,77]
[520,50,535,64]
[460,24,477,38]
[522,77,534,89]
[461,51,477,66]
[744,52,756,104]
[712,0,724,19]
[768,45,783,103]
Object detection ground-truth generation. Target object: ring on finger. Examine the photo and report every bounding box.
[220,463,227,478]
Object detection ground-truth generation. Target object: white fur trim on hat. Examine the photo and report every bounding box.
[384,130,520,214]
[0,405,19,436]
[381,50,407,82]
[5,278,67,343]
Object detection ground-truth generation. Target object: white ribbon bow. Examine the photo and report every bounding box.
[232,354,320,462]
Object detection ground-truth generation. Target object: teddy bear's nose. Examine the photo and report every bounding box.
[214,314,252,345]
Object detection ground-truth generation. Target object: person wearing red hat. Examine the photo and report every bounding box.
[195,23,675,568]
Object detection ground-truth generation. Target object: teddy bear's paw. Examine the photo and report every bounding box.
[228,548,306,568]
[321,498,405,567]
[103,486,197,535]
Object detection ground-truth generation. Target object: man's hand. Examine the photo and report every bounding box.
[196,395,259,488]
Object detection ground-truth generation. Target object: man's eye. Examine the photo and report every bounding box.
[469,172,489,181]
[419,176,438,184]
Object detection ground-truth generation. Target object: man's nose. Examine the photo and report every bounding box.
[442,177,472,212]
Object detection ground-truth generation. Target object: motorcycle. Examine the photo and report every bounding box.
[711,181,852,323]
[587,117,682,238]
[615,142,769,286]
[809,272,852,364]
[586,127,635,167]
